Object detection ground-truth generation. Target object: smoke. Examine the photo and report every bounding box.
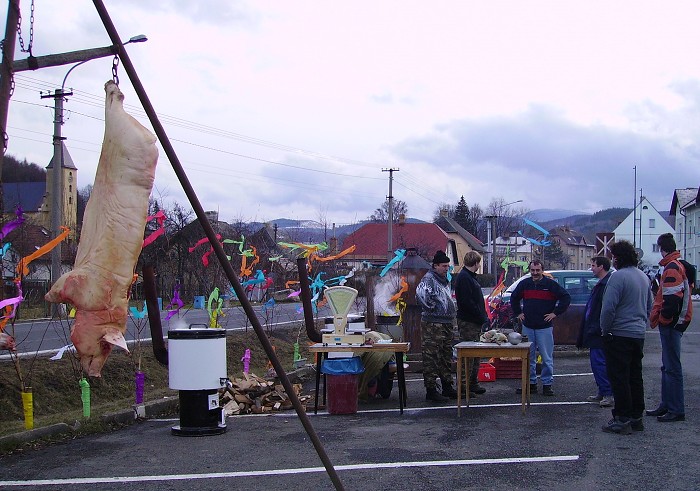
[374,271,401,316]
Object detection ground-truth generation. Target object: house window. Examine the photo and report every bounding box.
[69,197,72,204]
[652,244,660,253]
[649,218,655,228]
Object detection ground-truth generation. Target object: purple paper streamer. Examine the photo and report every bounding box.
[0,207,25,240]
[135,371,145,404]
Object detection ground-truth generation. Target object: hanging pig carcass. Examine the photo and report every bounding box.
[45,80,158,377]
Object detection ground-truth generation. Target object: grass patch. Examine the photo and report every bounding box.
[0,321,317,446]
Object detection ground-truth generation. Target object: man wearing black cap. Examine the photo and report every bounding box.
[416,250,457,402]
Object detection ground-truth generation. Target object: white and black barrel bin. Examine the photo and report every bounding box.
[168,327,227,436]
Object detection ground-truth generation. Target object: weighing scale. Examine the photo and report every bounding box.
[322,286,366,346]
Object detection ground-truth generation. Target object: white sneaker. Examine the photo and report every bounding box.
[599,396,614,407]
[587,394,603,402]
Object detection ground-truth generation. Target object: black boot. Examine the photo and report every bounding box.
[470,381,486,395]
[442,385,458,399]
[426,388,449,402]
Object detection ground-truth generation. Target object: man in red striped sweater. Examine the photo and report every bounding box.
[510,259,571,396]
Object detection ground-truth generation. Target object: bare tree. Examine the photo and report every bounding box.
[485,197,528,240]
[369,199,408,222]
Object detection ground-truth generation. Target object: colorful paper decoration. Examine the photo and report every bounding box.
[241,348,251,374]
[16,226,70,277]
[142,210,166,247]
[380,249,406,277]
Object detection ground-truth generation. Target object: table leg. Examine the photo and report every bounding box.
[314,354,322,415]
[466,356,473,409]
[525,352,531,409]
[520,352,530,414]
[457,353,463,417]
[396,351,406,414]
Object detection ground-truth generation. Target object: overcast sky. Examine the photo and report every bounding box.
[3,1,700,226]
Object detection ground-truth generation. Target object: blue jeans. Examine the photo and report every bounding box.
[522,325,554,385]
[658,326,684,415]
[590,348,612,397]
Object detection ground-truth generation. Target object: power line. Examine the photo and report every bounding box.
[13,73,388,169]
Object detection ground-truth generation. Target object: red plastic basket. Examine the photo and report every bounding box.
[493,358,522,379]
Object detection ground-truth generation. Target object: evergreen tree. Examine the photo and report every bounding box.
[542,239,568,270]
[454,196,469,229]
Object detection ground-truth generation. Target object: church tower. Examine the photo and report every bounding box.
[40,142,78,239]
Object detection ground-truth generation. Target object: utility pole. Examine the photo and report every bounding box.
[633,165,637,248]
[382,167,399,262]
[490,216,497,280]
[638,188,643,253]
[40,88,71,302]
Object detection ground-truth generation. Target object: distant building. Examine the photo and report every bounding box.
[494,234,533,281]
[434,215,485,273]
[549,225,595,270]
[2,142,78,239]
[2,145,79,296]
[613,197,674,267]
[670,187,700,271]
[341,221,454,270]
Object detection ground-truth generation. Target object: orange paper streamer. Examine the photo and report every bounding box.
[16,226,70,277]
[389,276,409,302]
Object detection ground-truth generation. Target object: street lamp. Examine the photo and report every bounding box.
[487,199,523,283]
[44,35,147,314]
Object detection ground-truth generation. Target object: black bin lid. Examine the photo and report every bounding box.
[168,329,227,340]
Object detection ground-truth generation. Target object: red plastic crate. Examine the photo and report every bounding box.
[493,358,522,379]
[477,363,496,382]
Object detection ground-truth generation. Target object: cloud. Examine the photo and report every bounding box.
[391,105,698,214]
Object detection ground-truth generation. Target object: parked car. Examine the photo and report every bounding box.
[500,270,598,345]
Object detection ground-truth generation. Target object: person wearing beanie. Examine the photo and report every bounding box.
[416,250,457,403]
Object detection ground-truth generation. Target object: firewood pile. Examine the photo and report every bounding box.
[221,372,312,415]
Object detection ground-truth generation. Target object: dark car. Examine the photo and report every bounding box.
[501,270,598,345]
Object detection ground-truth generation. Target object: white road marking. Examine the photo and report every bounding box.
[0,455,579,486]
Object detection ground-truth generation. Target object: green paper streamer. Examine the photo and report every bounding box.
[79,377,91,418]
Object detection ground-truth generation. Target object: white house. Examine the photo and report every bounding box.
[670,187,700,271]
[613,196,674,267]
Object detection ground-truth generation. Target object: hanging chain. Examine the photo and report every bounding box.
[112,55,120,85]
[16,0,35,55]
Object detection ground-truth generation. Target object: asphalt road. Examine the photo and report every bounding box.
[1,301,337,358]
[1,305,699,490]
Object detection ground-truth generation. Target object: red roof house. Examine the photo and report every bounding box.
[341,221,454,267]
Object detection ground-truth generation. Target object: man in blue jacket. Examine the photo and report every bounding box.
[510,259,571,396]
[577,256,613,407]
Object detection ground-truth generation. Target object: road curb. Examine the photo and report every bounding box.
[0,397,180,449]
[0,367,317,449]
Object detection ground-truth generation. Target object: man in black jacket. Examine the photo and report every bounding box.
[576,256,613,407]
[455,251,489,395]
[510,259,571,396]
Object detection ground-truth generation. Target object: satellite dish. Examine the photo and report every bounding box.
[635,248,644,259]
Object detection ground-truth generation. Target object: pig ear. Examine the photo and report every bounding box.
[102,330,129,352]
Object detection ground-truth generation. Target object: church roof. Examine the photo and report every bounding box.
[45,142,78,170]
